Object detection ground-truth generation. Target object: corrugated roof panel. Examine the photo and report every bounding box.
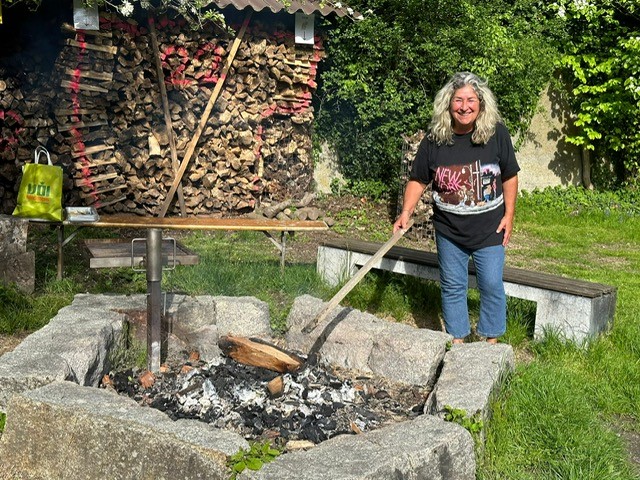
[213,0,351,17]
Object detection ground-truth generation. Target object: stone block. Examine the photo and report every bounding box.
[241,415,475,480]
[0,381,248,480]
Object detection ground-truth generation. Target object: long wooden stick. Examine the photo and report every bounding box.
[302,219,414,334]
[148,16,186,217]
[158,11,253,217]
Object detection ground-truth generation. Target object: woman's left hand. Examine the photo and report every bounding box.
[497,215,514,246]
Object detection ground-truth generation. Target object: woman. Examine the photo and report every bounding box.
[394,72,520,344]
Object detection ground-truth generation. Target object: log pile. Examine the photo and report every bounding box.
[0,10,325,216]
[53,17,126,210]
[399,130,434,241]
[0,59,58,213]
[47,13,324,216]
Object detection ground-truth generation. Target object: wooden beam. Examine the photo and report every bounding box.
[158,11,252,217]
[55,108,104,116]
[60,80,109,94]
[57,119,108,132]
[148,16,186,218]
[65,38,117,55]
[61,22,113,38]
[74,172,119,186]
[73,158,117,169]
[64,68,113,82]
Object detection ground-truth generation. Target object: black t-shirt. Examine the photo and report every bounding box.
[410,123,520,249]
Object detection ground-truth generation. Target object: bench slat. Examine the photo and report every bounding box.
[321,239,615,299]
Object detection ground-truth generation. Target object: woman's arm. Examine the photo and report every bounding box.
[497,174,518,246]
[393,179,427,232]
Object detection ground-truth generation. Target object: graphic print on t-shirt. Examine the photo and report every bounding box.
[433,160,504,215]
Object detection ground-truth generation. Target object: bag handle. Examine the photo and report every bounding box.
[34,146,52,165]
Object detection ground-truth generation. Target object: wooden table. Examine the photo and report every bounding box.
[55,214,328,279]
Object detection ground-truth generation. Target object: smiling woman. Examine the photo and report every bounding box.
[394,72,520,345]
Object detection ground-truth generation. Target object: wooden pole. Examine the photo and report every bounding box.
[302,220,414,334]
[158,11,253,217]
[148,16,186,217]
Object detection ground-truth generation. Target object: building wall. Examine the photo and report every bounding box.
[514,84,584,192]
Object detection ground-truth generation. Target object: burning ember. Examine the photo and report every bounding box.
[103,353,429,446]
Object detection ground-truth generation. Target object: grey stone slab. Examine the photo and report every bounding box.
[214,296,272,338]
[0,214,29,256]
[286,295,451,386]
[241,414,475,480]
[425,343,515,423]
[0,381,248,480]
[369,323,450,387]
[0,250,35,293]
[0,306,123,412]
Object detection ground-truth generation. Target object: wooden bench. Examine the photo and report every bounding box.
[317,239,616,343]
[54,215,328,279]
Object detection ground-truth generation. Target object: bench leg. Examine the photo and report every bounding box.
[504,282,616,343]
[317,246,357,286]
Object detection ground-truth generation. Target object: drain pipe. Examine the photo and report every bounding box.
[146,228,163,373]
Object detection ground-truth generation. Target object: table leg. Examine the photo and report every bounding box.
[57,224,64,281]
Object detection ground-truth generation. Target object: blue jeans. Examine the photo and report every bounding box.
[436,233,506,339]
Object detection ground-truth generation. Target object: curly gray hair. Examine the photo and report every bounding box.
[428,72,502,146]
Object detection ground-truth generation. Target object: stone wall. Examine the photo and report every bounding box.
[515,84,583,192]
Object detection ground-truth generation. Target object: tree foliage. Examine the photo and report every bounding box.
[551,0,640,186]
[315,0,560,186]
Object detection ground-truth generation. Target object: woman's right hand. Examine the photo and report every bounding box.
[393,210,411,233]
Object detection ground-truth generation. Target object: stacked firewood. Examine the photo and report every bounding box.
[399,130,434,240]
[53,16,127,210]
[0,61,58,213]
[49,13,324,216]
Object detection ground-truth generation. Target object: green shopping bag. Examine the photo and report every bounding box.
[12,146,64,222]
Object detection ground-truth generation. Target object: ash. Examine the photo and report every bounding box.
[105,356,428,444]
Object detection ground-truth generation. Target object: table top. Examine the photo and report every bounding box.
[65,214,329,231]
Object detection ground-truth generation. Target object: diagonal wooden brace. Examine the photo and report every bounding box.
[157,11,253,218]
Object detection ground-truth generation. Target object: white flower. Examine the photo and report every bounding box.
[335,2,342,8]
[347,7,353,14]
[119,0,134,16]
[557,6,566,17]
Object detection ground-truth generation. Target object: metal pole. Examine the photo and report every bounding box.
[146,228,163,373]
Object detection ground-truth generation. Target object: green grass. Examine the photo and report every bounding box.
[1,187,639,477]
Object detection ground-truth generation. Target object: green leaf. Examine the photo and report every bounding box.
[246,458,263,470]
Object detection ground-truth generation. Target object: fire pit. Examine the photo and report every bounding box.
[0,293,514,479]
[106,353,428,447]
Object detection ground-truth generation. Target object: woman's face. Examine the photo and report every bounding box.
[450,85,480,134]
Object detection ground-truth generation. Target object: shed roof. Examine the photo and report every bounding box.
[213,0,356,18]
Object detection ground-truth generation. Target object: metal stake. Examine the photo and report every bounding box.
[146,228,163,373]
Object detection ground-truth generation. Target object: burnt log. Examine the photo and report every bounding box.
[218,335,303,373]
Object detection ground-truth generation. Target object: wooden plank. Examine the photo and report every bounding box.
[94,195,127,208]
[58,119,108,132]
[64,67,113,82]
[158,11,253,218]
[148,16,186,217]
[60,80,109,94]
[65,38,117,54]
[72,144,114,158]
[84,238,199,268]
[79,183,127,198]
[303,220,413,334]
[61,22,113,38]
[55,108,104,116]
[320,239,616,298]
[73,158,117,169]
[74,172,119,185]
[72,214,328,232]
